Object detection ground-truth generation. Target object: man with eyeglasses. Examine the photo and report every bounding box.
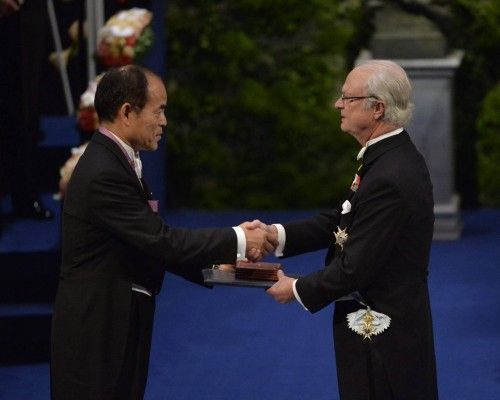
[252,60,438,399]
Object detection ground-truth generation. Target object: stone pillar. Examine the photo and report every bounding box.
[358,3,463,240]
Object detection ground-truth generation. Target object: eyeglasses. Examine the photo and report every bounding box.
[337,95,379,105]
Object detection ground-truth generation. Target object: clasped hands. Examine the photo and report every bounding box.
[239,219,277,261]
[239,220,296,304]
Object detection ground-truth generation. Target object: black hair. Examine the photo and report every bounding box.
[94,65,150,123]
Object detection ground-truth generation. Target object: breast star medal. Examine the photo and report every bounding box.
[334,226,349,250]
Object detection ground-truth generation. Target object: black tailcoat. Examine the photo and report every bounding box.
[51,132,237,399]
[283,132,438,399]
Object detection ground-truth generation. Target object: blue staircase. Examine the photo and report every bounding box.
[0,116,78,365]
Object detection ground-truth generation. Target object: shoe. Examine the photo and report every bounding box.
[14,199,54,220]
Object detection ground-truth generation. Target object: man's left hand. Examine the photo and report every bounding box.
[266,270,295,304]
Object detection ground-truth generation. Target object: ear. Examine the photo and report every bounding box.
[373,101,385,120]
[118,103,134,126]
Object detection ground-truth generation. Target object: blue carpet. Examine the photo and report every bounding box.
[0,209,499,399]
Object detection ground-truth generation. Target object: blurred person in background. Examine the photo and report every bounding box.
[0,0,53,231]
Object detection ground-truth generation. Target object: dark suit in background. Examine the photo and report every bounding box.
[0,0,52,220]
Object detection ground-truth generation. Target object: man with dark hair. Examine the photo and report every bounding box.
[261,60,438,400]
[94,66,151,123]
[51,65,275,399]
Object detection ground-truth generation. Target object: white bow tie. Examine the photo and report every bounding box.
[133,152,142,179]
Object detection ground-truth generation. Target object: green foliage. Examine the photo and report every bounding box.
[448,0,500,206]
[450,1,500,99]
[451,0,500,80]
[166,0,362,209]
[476,83,500,206]
[135,26,155,61]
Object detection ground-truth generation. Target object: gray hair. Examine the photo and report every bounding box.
[358,60,414,126]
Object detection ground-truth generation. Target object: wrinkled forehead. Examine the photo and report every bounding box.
[343,68,370,94]
[146,74,167,101]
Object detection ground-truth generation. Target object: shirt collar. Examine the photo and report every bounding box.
[99,126,142,178]
[356,128,403,160]
[100,126,136,161]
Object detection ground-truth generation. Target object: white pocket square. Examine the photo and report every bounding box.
[341,200,351,215]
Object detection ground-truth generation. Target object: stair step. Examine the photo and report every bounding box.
[0,303,53,317]
[40,115,80,148]
[0,313,52,365]
[1,193,61,253]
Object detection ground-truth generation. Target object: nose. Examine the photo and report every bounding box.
[334,97,343,109]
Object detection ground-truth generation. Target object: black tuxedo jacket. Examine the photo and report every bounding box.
[283,132,438,400]
[51,132,237,398]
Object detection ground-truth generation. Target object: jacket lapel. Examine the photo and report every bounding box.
[325,132,409,263]
[140,177,153,200]
[91,132,145,195]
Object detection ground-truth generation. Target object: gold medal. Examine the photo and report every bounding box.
[347,307,391,340]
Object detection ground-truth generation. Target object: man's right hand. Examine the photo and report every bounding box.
[239,222,278,261]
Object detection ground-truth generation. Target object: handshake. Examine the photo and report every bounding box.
[239,219,278,261]
[238,219,297,304]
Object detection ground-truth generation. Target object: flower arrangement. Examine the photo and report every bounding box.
[96,8,154,67]
[57,142,89,200]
